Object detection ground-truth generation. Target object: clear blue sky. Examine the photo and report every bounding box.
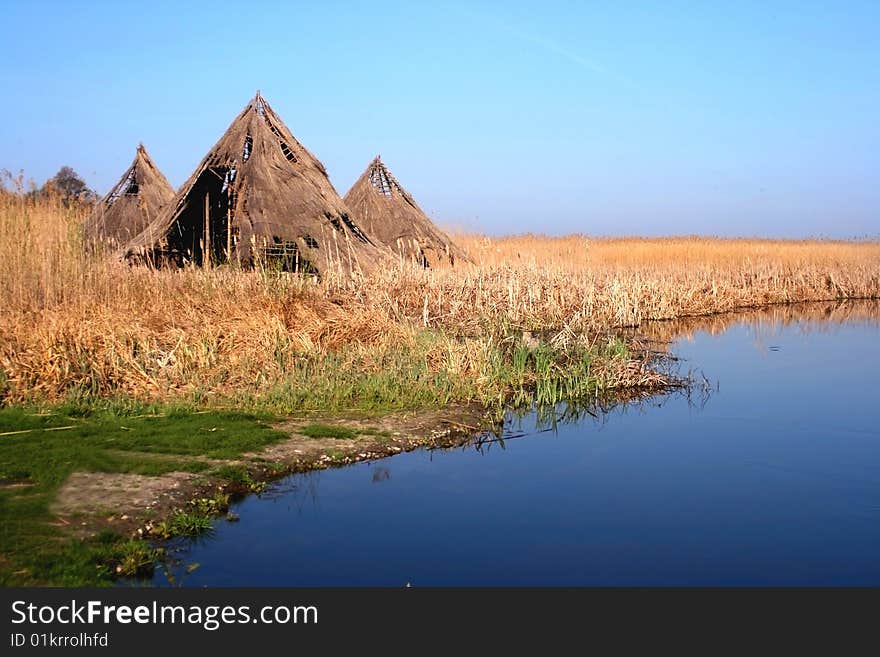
[1,0,878,238]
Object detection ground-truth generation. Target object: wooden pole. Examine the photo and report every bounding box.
[204,191,211,268]
[226,202,232,264]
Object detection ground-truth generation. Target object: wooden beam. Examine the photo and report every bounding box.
[204,191,212,268]
[226,202,232,263]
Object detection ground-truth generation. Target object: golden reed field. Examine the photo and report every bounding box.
[0,191,878,404]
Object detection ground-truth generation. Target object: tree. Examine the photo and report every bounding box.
[41,166,98,204]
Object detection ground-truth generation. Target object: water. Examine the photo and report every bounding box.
[155,302,880,586]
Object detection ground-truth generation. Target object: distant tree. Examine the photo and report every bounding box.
[0,168,25,195]
[39,166,98,204]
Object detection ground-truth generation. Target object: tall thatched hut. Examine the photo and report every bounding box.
[84,144,174,249]
[124,93,388,274]
[343,156,468,267]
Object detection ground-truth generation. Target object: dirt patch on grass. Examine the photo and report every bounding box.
[51,471,198,535]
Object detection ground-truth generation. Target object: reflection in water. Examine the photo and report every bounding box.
[152,301,880,586]
[371,467,391,483]
[639,298,880,346]
[471,384,713,456]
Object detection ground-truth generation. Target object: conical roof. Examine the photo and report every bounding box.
[124,93,389,274]
[85,144,174,248]
[343,156,469,267]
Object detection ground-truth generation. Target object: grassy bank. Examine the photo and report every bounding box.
[0,406,288,585]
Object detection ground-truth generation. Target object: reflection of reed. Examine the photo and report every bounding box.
[371,466,391,483]
[449,376,714,454]
[637,299,880,346]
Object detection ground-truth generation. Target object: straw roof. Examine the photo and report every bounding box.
[124,93,389,274]
[84,144,174,249]
[343,156,469,267]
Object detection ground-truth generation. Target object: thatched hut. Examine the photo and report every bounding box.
[343,156,469,267]
[124,93,388,274]
[84,144,174,249]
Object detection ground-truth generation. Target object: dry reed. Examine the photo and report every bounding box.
[0,190,877,404]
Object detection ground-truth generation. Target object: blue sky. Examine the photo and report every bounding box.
[1,0,877,237]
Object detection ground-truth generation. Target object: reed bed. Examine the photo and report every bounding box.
[438,233,880,329]
[0,191,877,406]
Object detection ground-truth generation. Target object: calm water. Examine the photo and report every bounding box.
[155,303,880,586]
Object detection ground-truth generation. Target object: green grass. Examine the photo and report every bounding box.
[239,328,623,417]
[153,511,214,539]
[211,464,267,493]
[299,423,359,440]
[20,531,163,584]
[358,427,392,437]
[325,449,347,461]
[247,347,473,413]
[187,491,231,516]
[0,406,287,586]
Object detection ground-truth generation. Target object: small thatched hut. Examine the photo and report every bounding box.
[84,144,174,249]
[124,93,388,274]
[343,156,469,267]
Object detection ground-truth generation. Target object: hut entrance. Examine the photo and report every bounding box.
[167,166,235,266]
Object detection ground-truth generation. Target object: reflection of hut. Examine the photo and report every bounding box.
[85,144,174,249]
[124,93,388,274]
[343,156,469,267]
